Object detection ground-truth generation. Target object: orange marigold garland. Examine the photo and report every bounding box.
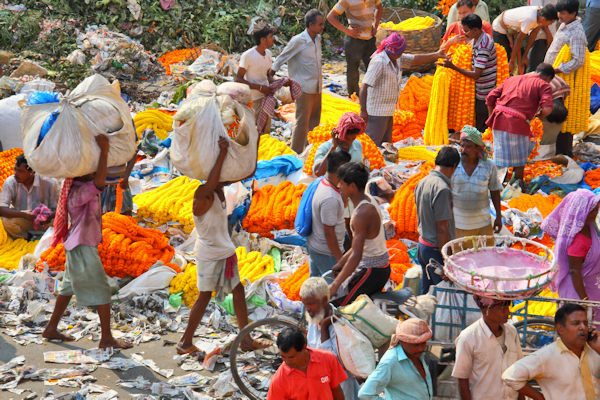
[280,263,309,301]
[158,47,202,75]
[36,212,181,277]
[447,44,476,131]
[387,239,412,285]
[388,163,434,240]
[0,148,23,190]
[507,194,562,218]
[584,168,600,189]
[392,110,422,142]
[398,75,434,131]
[496,44,510,86]
[523,161,563,182]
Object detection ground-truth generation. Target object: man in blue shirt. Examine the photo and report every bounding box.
[584,0,600,51]
[359,318,434,400]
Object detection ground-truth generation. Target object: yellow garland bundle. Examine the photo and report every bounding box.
[591,50,600,86]
[321,93,360,125]
[510,288,558,320]
[380,16,435,31]
[552,45,591,133]
[133,176,201,233]
[424,67,450,145]
[134,109,173,141]
[396,146,438,163]
[495,44,510,86]
[258,135,295,161]
[447,44,475,131]
[0,218,6,247]
[169,263,199,307]
[0,237,38,270]
[388,163,434,239]
[242,181,307,238]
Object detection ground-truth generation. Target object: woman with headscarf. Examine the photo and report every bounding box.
[359,32,445,146]
[541,190,600,304]
[451,125,503,247]
[358,318,434,399]
[313,112,366,177]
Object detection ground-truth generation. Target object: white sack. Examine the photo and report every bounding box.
[111,262,177,302]
[20,74,137,178]
[333,316,376,379]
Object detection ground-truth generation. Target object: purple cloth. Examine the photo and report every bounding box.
[63,181,103,251]
[541,190,600,301]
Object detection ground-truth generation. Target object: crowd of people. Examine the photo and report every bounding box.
[2,0,599,398]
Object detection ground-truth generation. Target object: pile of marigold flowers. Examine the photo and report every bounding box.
[387,239,412,286]
[388,163,434,240]
[158,48,202,75]
[280,263,309,301]
[36,212,181,278]
[392,110,422,142]
[507,194,562,218]
[0,148,23,190]
[398,75,434,131]
[523,161,563,182]
[584,167,600,189]
[242,181,306,238]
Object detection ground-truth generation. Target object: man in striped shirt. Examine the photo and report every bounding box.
[441,14,497,133]
[327,0,383,98]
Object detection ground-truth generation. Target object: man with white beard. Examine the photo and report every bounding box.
[299,277,359,400]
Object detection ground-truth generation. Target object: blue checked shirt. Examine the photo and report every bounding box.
[544,18,588,75]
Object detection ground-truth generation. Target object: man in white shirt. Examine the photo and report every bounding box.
[359,32,443,145]
[525,0,558,73]
[271,9,325,154]
[307,150,350,279]
[299,277,359,400]
[236,23,276,133]
[0,154,59,238]
[502,303,600,400]
[452,296,524,400]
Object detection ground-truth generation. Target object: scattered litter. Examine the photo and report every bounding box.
[131,353,174,378]
[43,349,113,364]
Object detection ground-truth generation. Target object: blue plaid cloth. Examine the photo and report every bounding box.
[492,130,531,167]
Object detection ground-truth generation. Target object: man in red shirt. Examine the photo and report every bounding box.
[267,326,347,400]
[441,0,493,51]
[485,63,554,190]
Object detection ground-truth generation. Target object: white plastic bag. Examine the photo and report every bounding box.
[0,94,27,150]
[333,316,376,379]
[111,262,177,302]
[337,294,399,348]
[20,74,137,178]
[171,95,258,182]
[432,281,480,342]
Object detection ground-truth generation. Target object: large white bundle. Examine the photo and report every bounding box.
[20,74,137,178]
[171,82,258,182]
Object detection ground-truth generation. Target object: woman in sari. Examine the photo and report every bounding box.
[541,189,600,302]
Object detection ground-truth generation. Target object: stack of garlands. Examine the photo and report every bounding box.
[552,45,591,133]
[0,219,38,270]
[133,109,173,141]
[133,176,201,233]
[303,123,385,174]
[320,93,360,124]
[584,167,600,189]
[396,146,438,164]
[36,213,181,278]
[388,163,434,240]
[0,148,23,190]
[280,263,309,301]
[380,16,436,31]
[523,160,563,182]
[507,194,562,218]
[424,67,450,145]
[527,118,545,161]
[387,239,412,286]
[392,110,422,142]
[242,181,307,238]
[447,44,475,132]
[158,47,202,75]
[398,75,434,131]
[169,263,200,307]
[258,135,295,161]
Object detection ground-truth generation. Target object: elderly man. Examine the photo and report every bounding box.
[313,112,365,177]
[307,150,351,279]
[359,318,434,399]
[360,33,444,145]
[503,303,600,400]
[453,296,524,400]
[451,126,502,246]
[415,146,461,294]
[543,0,588,156]
[442,14,497,132]
[447,0,490,28]
[267,326,347,400]
[327,0,383,98]
[300,277,359,400]
[0,154,58,238]
[485,63,554,191]
[271,9,325,153]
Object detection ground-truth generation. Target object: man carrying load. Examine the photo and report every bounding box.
[0,154,59,238]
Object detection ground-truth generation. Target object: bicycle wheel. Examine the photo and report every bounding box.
[513,318,555,349]
[230,316,301,400]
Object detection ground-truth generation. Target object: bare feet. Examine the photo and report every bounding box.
[99,337,133,349]
[42,328,75,342]
[176,343,206,360]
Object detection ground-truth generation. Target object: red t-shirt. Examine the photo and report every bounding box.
[485,74,553,136]
[267,348,348,400]
[442,21,493,42]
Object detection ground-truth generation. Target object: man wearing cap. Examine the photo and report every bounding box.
[451,126,502,248]
[359,32,444,146]
[359,318,434,399]
[453,296,524,400]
